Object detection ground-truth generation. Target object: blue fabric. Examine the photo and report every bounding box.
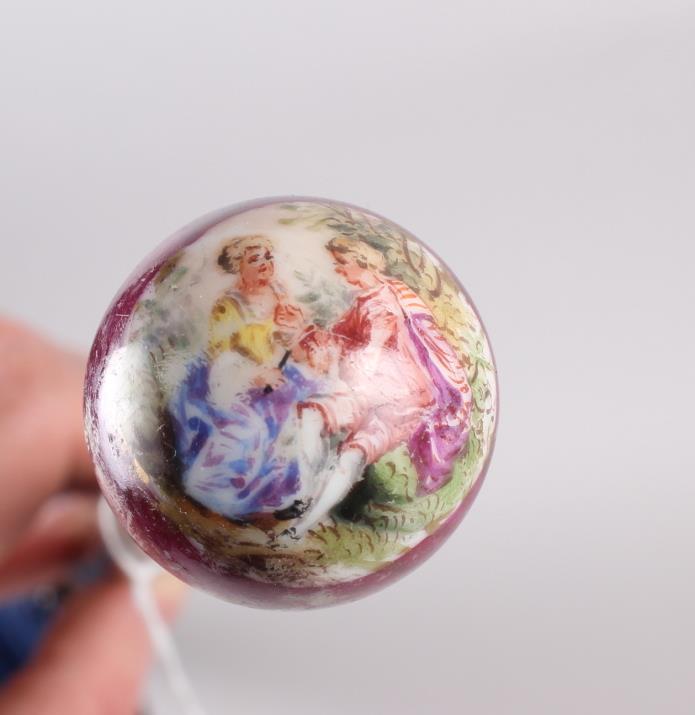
[169,358,319,519]
[0,596,57,682]
[0,554,111,683]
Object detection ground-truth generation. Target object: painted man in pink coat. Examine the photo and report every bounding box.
[290,236,472,534]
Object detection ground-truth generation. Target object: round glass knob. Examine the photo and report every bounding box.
[85,197,498,608]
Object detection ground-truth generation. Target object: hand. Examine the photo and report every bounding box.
[290,341,308,363]
[274,302,303,331]
[252,366,285,390]
[0,318,185,714]
[306,344,333,374]
[301,330,339,374]
[290,325,320,364]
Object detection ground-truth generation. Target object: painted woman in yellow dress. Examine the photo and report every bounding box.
[168,235,319,522]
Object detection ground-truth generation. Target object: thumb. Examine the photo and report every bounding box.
[0,572,186,715]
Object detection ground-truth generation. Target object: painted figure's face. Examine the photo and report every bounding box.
[331,250,366,286]
[240,245,274,287]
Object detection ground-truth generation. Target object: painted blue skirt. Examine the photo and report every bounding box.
[168,359,318,520]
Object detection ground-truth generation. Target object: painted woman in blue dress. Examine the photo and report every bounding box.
[168,235,320,524]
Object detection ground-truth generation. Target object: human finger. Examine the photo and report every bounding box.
[0,319,95,551]
[0,572,186,715]
[0,493,100,602]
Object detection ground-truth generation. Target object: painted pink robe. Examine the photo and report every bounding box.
[299,277,472,493]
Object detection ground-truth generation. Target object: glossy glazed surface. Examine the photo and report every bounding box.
[85,198,497,608]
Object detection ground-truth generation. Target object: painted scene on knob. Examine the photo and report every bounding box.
[84,198,498,608]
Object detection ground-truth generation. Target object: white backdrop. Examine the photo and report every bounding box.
[1,1,694,713]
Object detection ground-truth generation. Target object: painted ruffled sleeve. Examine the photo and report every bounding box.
[208,296,244,359]
[208,296,275,364]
